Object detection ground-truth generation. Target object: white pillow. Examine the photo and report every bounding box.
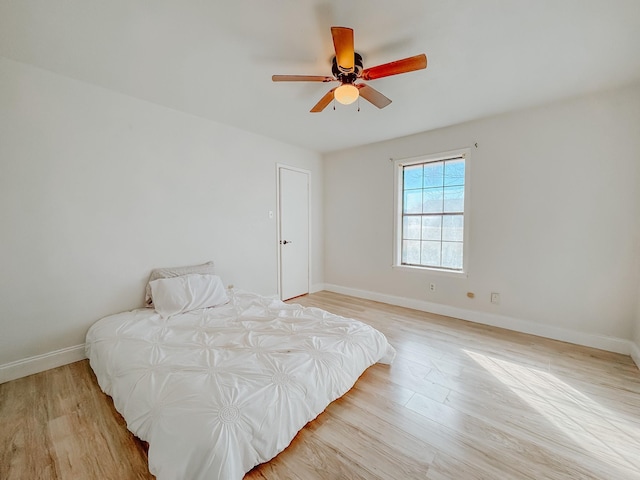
[144,261,215,307]
[149,274,228,318]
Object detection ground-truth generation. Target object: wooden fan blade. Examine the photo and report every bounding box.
[357,84,392,109]
[331,26,354,72]
[272,75,335,82]
[361,54,427,81]
[310,88,336,113]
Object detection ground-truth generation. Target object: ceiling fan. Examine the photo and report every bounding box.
[272,26,427,113]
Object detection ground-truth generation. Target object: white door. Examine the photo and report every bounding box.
[278,167,310,300]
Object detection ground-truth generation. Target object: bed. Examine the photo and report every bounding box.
[86,270,395,480]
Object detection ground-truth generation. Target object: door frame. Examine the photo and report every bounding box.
[276,164,312,300]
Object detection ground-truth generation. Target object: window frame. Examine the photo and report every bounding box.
[392,148,471,275]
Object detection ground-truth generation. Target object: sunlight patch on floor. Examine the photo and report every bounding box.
[464,350,640,474]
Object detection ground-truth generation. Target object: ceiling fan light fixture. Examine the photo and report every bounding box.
[334,84,359,105]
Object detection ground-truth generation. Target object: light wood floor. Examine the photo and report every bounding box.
[2,291,640,479]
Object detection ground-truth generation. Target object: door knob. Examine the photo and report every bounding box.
[280,240,293,245]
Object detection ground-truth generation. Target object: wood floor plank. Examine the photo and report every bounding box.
[310,411,432,479]
[2,290,639,479]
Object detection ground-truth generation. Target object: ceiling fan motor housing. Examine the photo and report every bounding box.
[332,53,363,84]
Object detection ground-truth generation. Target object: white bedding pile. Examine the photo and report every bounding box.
[86,289,395,480]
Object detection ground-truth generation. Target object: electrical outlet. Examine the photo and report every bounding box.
[429,283,436,292]
[491,292,500,304]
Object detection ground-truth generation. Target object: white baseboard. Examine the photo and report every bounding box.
[3,299,635,385]
[631,341,640,370]
[323,284,632,355]
[0,344,86,384]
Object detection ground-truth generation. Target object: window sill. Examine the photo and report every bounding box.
[392,264,468,278]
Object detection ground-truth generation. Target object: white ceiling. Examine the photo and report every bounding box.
[2,1,640,153]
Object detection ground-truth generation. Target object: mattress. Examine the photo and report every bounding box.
[86,289,395,479]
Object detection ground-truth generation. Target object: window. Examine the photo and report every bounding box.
[393,149,469,273]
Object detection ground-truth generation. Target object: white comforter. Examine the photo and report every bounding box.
[86,290,395,480]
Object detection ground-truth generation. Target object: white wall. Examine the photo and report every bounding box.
[0,57,323,369]
[324,83,640,351]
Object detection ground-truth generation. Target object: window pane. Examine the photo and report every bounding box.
[422,188,443,213]
[441,242,463,269]
[443,186,464,213]
[423,162,444,188]
[422,216,441,241]
[403,165,423,190]
[404,190,422,214]
[442,215,464,241]
[398,155,466,271]
[421,241,441,267]
[403,240,421,264]
[403,216,421,240]
[444,159,465,187]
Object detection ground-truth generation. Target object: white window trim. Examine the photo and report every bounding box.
[392,147,471,276]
